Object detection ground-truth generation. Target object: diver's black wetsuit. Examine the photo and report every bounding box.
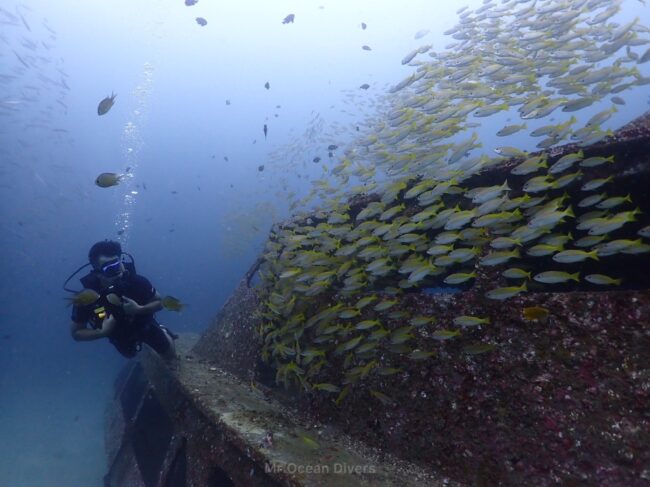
[71,271,173,358]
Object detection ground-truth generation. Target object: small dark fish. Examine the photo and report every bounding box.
[362,45,372,51]
[73,415,80,422]
[356,126,360,131]
[414,29,429,40]
[211,154,215,159]
[19,13,31,32]
[252,225,260,231]
[196,17,207,26]
[313,157,321,163]
[258,165,265,171]
[2,334,11,340]
[230,184,234,188]
[282,14,295,24]
[171,190,178,194]
[263,124,268,139]
[97,92,116,115]
[253,139,257,144]
[43,21,56,36]
[327,144,338,151]
[95,172,122,188]
[224,156,229,162]
[225,99,231,105]
[361,22,367,30]
[143,182,147,190]
[359,83,370,90]
[125,166,132,173]
[117,229,124,235]
[328,151,333,158]
[185,0,198,5]
[197,186,201,191]
[276,105,281,109]
[264,81,270,90]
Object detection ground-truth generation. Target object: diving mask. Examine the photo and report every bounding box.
[101,258,123,277]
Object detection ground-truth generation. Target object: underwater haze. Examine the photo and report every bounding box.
[1,0,649,485]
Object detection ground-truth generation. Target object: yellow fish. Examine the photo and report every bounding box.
[523,306,549,322]
[66,288,100,307]
[370,390,394,405]
[312,383,340,393]
[300,435,320,449]
[432,329,460,340]
[106,293,123,306]
[485,282,527,300]
[463,343,496,355]
[161,295,186,312]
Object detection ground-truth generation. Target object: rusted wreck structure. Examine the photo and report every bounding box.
[105,112,650,486]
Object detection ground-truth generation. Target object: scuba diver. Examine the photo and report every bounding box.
[67,240,177,361]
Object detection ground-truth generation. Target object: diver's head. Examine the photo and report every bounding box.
[89,240,126,285]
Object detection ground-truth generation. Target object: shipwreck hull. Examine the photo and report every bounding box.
[104,335,448,487]
[106,112,650,486]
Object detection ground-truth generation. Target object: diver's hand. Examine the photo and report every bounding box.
[100,314,117,337]
[122,297,143,315]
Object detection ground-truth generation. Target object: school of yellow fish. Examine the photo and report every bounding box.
[256,0,650,402]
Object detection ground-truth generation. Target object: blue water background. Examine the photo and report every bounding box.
[0,0,648,485]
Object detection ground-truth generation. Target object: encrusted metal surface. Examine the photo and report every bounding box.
[146,336,454,486]
[105,335,453,486]
[188,111,650,486]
